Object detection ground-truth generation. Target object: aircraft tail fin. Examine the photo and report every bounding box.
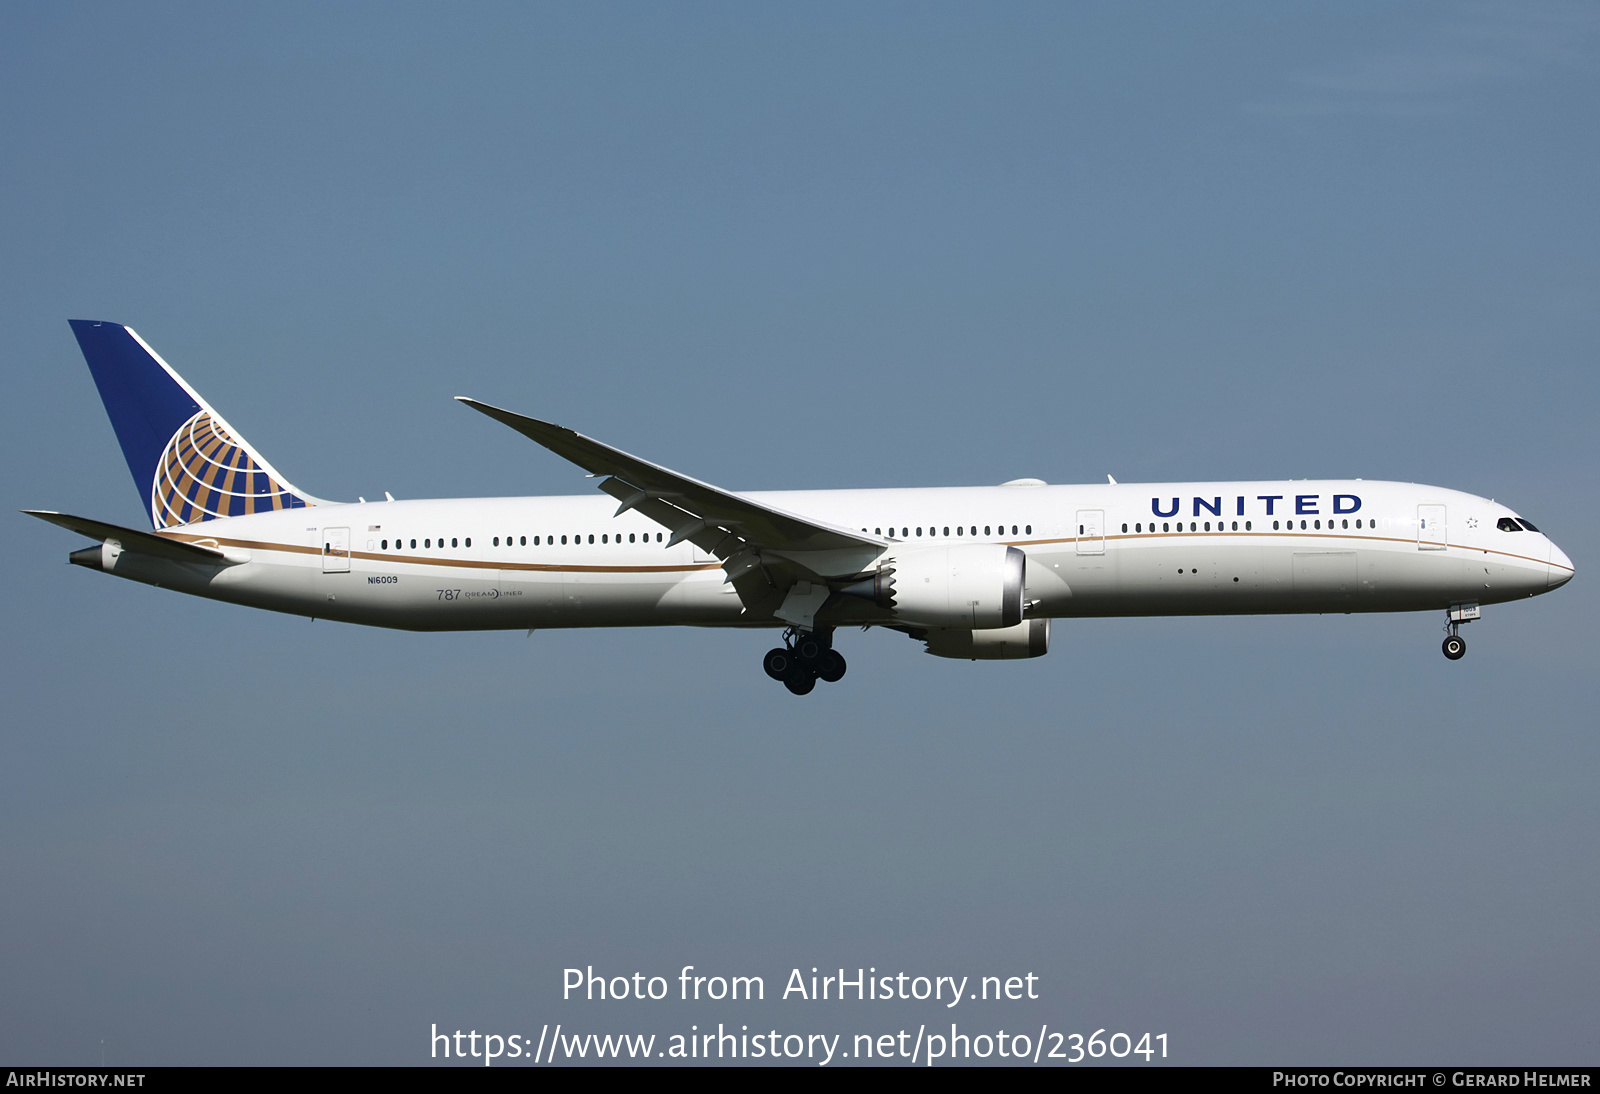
[68,321,319,529]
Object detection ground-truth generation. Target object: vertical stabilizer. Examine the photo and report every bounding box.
[69,320,320,529]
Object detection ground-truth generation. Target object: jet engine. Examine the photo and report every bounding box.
[921,618,1050,660]
[842,543,1025,629]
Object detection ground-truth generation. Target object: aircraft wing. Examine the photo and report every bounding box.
[456,398,885,558]
[23,510,231,564]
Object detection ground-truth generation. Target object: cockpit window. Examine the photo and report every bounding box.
[1517,518,1540,532]
[1497,517,1522,532]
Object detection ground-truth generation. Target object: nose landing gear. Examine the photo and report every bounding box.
[1441,602,1478,660]
[763,628,847,694]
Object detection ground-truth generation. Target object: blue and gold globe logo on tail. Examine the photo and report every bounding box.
[152,411,311,528]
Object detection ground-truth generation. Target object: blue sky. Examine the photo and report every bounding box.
[2,2,1596,1064]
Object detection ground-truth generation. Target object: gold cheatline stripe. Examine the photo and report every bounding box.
[1077,529,1566,571]
[163,533,722,574]
[157,529,1570,575]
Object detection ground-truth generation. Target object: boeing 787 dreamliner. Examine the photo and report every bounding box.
[28,322,1575,694]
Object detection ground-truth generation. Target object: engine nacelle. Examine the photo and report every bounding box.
[844,543,1024,629]
[922,618,1050,660]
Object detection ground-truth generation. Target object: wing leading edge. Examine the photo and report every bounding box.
[455,398,883,556]
[455,398,889,620]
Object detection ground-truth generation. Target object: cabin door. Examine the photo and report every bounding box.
[1417,505,1447,551]
[1075,509,1104,555]
[322,527,351,572]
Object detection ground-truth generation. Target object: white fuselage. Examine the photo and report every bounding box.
[100,479,1572,632]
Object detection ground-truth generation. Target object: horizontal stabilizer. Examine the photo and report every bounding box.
[22,510,231,565]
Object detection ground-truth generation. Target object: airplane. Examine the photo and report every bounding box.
[28,321,1575,695]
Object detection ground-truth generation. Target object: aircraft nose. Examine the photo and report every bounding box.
[1548,541,1575,588]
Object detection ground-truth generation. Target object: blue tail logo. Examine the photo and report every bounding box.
[69,321,318,529]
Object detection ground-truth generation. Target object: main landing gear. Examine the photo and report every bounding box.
[1442,602,1478,661]
[763,628,847,695]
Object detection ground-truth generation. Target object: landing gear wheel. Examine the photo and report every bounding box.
[816,649,847,683]
[795,634,825,662]
[763,648,792,680]
[1442,634,1466,660]
[783,669,817,695]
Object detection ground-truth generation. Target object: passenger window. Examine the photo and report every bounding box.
[560,535,567,545]
[1204,522,1210,531]
[425,538,431,548]
[521,536,527,546]
[532,536,538,545]
[1025,525,1032,535]
[588,535,594,544]
[956,526,962,536]
[943,526,949,536]
[1245,521,1251,530]
[1518,518,1540,532]
[916,527,922,536]
[1189,522,1196,532]
[1079,524,1085,535]
[1314,520,1320,530]
[381,539,387,549]
[1272,522,1279,531]
[602,534,608,543]
[1121,523,1128,533]
[410,539,417,549]
[464,538,471,547]
[1163,522,1170,532]
[1341,519,1347,529]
